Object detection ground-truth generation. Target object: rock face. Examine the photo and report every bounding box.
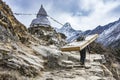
[30,5,50,27]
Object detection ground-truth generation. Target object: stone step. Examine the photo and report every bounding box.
[59,60,74,69]
[61,60,74,65]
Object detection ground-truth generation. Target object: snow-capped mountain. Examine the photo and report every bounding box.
[85,18,120,47]
[56,22,82,40]
[97,19,120,47]
[56,19,120,47]
[88,19,119,35]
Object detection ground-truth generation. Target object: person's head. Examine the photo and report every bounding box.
[77,36,85,41]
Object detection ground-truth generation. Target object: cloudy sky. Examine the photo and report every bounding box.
[3,0,120,31]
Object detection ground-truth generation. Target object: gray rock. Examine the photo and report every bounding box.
[46,78,54,80]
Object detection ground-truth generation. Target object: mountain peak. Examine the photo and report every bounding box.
[55,22,82,40]
[61,22,72,30]
[64,22,71,27]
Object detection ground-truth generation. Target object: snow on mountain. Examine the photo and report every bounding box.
[56,22,82,40]
[97,19,120,47]
[88,20,119,35]
[86,18,120,47]
[55,18,120,47]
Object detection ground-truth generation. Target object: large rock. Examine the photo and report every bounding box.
[0,42,44,77]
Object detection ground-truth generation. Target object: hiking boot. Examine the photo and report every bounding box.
[80,62,85,65]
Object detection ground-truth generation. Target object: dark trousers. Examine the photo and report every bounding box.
[79,48,86,65]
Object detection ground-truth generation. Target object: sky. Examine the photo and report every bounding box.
[3,0,120,31]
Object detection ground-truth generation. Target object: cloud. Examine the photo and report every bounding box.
[109,5,120,16]
[3,0,120,31]
[71,0,120,30]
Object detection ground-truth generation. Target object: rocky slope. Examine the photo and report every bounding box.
[28,26,66,47]
[0,1,45,79]
[0,1,66,79]
[0,1,28,43]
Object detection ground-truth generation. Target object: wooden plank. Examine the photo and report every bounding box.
[61,34,98,52]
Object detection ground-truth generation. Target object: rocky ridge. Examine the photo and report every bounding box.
[0,1,28,43]
[84,18,120,48]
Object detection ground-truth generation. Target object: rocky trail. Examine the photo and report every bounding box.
[38,53,115,80]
